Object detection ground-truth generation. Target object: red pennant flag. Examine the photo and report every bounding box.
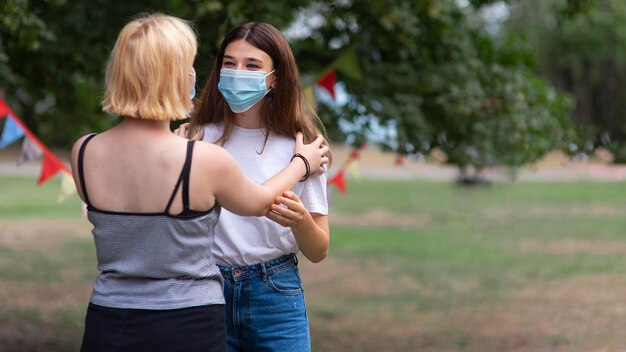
[349,149,361,160]
[38,152,67,185]
[328,170,347,195]
[317,70,336,99]
[394,154,406,166]
[348,144,365,161]
[0,99,8,117]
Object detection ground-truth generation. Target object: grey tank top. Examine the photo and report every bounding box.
[78,134,223,310]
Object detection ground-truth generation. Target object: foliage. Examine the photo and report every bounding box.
[504,0,626,162]
[296,0,576,172]
[0,0,308,145]
[0,0,591,172]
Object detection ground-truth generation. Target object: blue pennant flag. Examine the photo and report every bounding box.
[0,114,25,149]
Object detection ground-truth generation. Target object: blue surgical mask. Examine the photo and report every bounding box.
[218,68,275,113]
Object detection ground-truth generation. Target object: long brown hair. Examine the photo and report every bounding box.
[190,22,331,162]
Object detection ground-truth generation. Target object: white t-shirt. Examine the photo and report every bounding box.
[203,123,328,266]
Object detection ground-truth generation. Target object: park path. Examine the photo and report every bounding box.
[2,144,626,182]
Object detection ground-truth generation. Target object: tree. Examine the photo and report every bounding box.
[295,0,577,178]
[505,0,626,162]
[1,0,589,178]
[0,0,308,145]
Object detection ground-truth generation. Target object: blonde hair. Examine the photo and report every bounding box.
[102,14,197,120]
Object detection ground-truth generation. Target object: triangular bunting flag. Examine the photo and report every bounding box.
[0,114,25,148]
[57,172,77,203]
[333,47,363,81]
[18,136,43,166]
[317,70,336,99]
[394,154,406,167]
[328,170,347,195]
[0,100,8,117]
[303,85,317,113]
[348,148,362,163]
[346,159,361,180]
[38,152,67,185]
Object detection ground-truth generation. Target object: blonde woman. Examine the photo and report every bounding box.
[70,14,328,352]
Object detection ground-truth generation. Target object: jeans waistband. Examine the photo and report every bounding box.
[218,254,298,282]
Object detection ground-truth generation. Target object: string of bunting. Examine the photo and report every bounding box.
[0,98,76,202]
[0,46,405,201]
[304,46,405,195]
[328,143,365,195]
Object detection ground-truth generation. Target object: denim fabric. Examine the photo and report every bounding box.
[218,254,310,352]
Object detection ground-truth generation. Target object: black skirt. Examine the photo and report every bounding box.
[80,303,226,352]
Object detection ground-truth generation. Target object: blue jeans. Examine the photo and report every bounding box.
[218,254,310,352]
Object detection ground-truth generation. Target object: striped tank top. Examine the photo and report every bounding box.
[78,134,223,310]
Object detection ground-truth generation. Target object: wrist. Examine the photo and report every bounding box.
[290,211,312,231]
[290,153,310,182]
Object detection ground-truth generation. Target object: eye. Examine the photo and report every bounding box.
[222,61,235,67]
[247,64,261,69]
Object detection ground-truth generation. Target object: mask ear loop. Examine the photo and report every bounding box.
[265,70,276,93]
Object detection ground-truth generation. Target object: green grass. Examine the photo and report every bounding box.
[3,176,626,351]
[316,179,626,350]
[329,180,626,285]
[0,176,83,219]
[328,178,626,285]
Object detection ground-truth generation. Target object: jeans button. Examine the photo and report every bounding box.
[234,269,241,276]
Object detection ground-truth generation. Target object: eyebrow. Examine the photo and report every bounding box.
[224,55,264,63]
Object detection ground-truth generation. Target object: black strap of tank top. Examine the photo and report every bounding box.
[181,140,194,211]
[165,140,195,214]
[77,133,98,206]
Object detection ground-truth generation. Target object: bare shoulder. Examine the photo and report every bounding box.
[70,134,96,165]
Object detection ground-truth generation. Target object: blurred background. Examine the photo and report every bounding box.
[2,0,626,351]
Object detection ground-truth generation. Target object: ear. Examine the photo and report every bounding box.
[268,72,277,90]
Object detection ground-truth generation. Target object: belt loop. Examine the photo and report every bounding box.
[261,261,268,282]
[291,253,298,266]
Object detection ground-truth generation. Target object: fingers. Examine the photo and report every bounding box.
[313,134,324,147]
[319,145,330,155]
[268,203,298,225]
[174,123,188,137]
[265,210,290,227]
[276,195,301,209]
[295,132,303,146]
[270,203,297,216]
[320,156,330,167]
[191,129,204,141]
[282,191,300,201]
[272,194,303,216]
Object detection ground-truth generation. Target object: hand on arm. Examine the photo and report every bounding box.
[265,191,329,263]
[212,133,329,217]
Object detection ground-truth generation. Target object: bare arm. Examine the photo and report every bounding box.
[265,191,330,263]
[205,133,329,217]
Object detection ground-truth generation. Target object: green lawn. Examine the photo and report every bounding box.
[0,176,83,219]
[2,176,626,351]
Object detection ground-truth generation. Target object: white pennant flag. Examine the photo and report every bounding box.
[17,137,43,166]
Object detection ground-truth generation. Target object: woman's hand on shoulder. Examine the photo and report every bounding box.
[293,133,329,176]
[174,122,204,141]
